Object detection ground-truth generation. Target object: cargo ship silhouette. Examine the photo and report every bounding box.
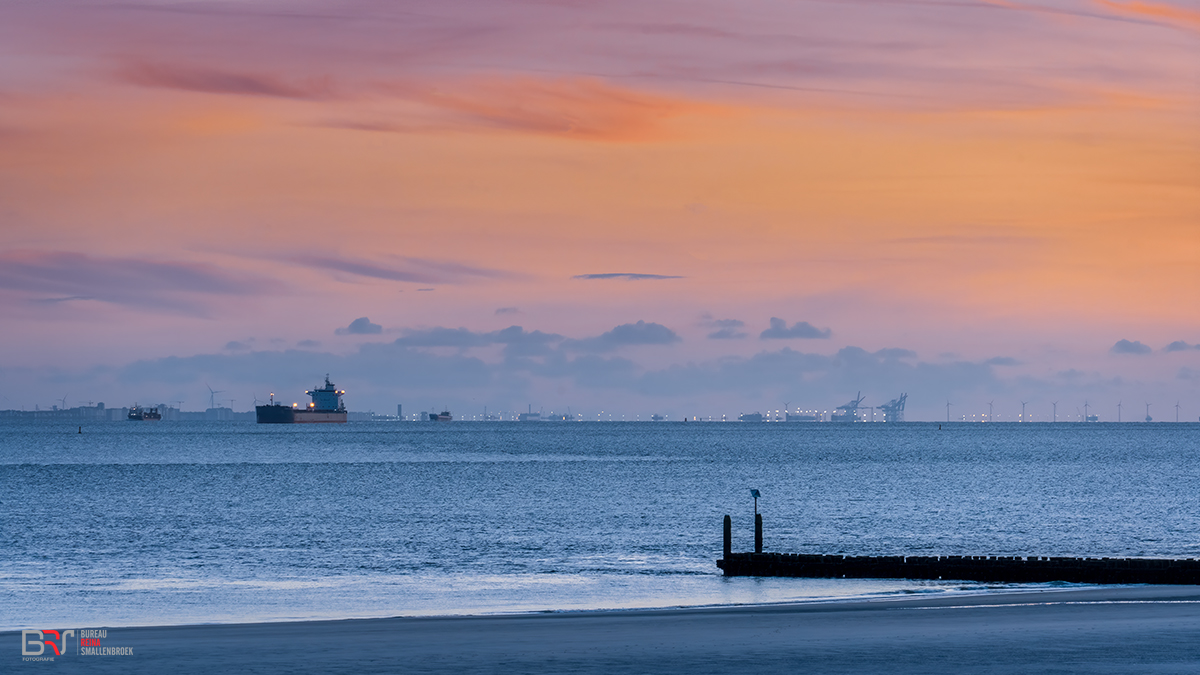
[127,404,161,421]
[256,375,347,424]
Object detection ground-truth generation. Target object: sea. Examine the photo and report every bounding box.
[3,420,1198,630]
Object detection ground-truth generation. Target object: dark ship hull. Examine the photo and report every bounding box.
[257,404,295,424]
[256,405,347,424]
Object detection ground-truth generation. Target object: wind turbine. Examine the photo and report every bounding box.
[1145,402,1152,423]
[58,394,68,410]
[206,384,225,410]
[1084,401,1090,422]
[1176,401,1181,423]
[1117,401,1122,423]
[1020,401,1027,422]
[1052,401,1058,423]
[946,401,952,423]
[988,401,994,423]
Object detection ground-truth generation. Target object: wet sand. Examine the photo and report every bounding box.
[10,586,1200,674]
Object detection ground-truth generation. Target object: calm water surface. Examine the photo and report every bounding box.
[2,421,1198,629]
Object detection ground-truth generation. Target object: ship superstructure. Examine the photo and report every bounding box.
[256,375,348,424]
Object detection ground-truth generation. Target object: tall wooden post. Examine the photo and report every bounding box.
[723,515,732,559]
[755,514,763,553]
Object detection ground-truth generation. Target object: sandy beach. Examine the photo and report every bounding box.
[10,586,1200,674]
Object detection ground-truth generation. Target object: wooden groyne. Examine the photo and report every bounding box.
[717,515,1200,585]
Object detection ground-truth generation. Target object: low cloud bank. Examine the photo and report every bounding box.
[336,317,383,335]
[701,315,747,340]
[105,338,1005,419]
[1111,339,1152,355]
[760,318,831,340]
[1165,341,1200,352]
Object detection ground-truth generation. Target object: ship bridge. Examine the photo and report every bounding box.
[306,375,346,412]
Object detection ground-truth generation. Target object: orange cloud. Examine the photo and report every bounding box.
[382,77,723,142]
[1096,0,1200,29]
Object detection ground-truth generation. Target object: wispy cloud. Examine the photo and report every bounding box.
[573,273,684,280]
[287,254,515,284]
[889,234,1041,247]
[1096,0,1200,31]
[118,62,335,99]
[386,76,714,142]
[0,250,275,314]
[28,295,94,304]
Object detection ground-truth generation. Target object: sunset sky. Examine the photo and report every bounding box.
[1,0,1198,420]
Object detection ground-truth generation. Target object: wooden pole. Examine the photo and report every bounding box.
[723,515,732,559]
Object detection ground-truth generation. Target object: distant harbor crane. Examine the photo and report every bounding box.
[878,393,907,423]
[831,392,865,422]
